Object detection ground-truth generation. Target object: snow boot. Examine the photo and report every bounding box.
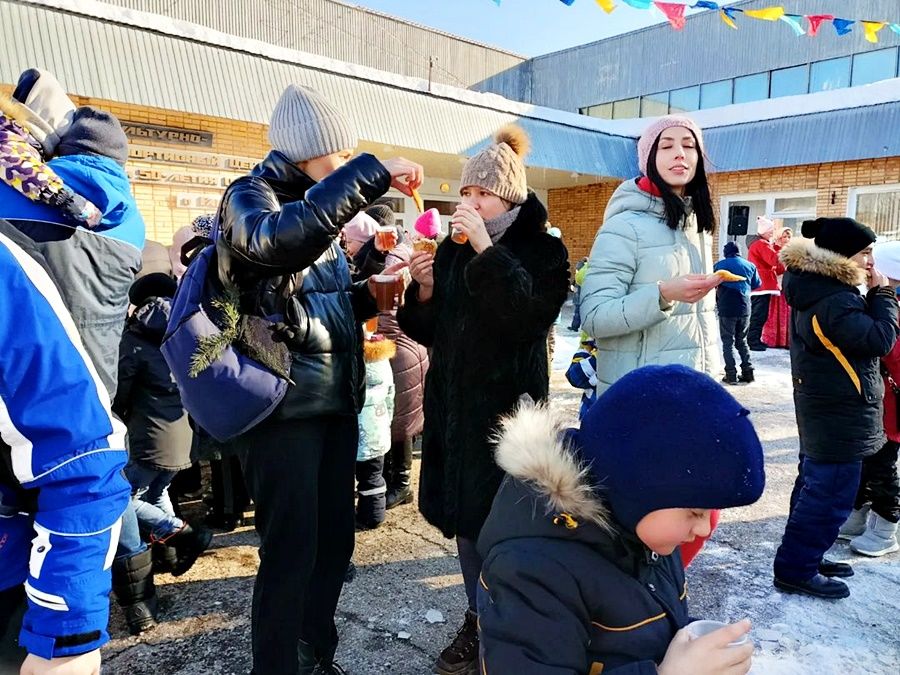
[156,522,213,577]
[818,558,854,578]
[151,540,178,575]
[739,367,755,384]
[386,438,414,510]
[837,505,871,541]
[434,610,479,674]
[773,573,850,600]
[849,513,900,557]
[721,370,739,386]
[112,549,159,635]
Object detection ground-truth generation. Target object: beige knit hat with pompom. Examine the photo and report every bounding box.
[459,125,530,205]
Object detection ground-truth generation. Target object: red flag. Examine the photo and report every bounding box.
[655,1,687,30]
[806,14,834,36]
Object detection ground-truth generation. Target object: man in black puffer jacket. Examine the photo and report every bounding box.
[216,84,422,675]
[774,217,898,600]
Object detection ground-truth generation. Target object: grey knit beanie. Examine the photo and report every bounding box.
[268,85,358,163]
[56,107,129,166]
[460,125,530,205]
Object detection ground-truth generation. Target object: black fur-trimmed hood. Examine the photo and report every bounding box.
[780,238,865,288]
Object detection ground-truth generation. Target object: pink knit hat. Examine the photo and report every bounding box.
[637,115,705,176]
[343,211,378,243]
[756,216,775,237]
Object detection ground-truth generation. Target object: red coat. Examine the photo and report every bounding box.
[882,329,900,442]
[748,239,784,294]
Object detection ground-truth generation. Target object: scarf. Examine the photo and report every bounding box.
[484,205,521,244]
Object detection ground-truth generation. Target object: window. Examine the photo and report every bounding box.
[423,200,456,217]
[612,97,640,119]
[720,192,817,256]
[700,80,733,109]
[770,65,808,98]
[640,92,669,118]
[582,103,613,119]
[669,85,700,113]
[810,56,851,92]
[850,185,900,241]
[733,73,769,104]
[852,48,898,87]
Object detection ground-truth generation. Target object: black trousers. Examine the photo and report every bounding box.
[854,440,900,522]
[748,294,771,348]
[719,315,752,374]
[239,415,358,675]
[0,585,26,673]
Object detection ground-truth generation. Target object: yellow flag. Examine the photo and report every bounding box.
[743,7,785,21]
[862,21,886,43]
[595,0,616,12]
[720,10,737,29]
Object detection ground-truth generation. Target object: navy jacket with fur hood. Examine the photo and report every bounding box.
[781,238,898,462]
[477,405,688,675]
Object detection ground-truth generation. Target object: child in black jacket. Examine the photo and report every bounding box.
[478,365,765,675]
[773,217,898,599]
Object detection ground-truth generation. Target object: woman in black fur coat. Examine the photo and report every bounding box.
[398,125,569,675]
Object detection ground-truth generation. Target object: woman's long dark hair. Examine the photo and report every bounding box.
[646,132,716,234]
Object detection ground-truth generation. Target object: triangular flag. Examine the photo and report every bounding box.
[806,14,834,36]
[559,0,576,5]
[833,18,855,36]
[744,7,785,21]
[622,0,653,8]
[862,21,886,43]
[891,23,900,35]
[655,2,687,30]
[692,1,720,9]
[595,0,616,12]
[720,8,738,29]
[780,14,805,36]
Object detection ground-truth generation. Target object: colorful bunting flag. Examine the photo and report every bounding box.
[743,7,785,22]
[780,14,805,36]
[806,14,834,37]
[721,8,739,30]
[862,21,886,43]
[833,18,855,36]
[655,2,687,30]
[486,1,900,45]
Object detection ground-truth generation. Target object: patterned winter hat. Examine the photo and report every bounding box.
[460,125,530,205]
[191,213,217,239]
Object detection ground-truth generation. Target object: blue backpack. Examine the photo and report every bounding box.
[162,234,292,442]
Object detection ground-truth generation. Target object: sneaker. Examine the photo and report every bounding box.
[850,513,900,557]
[774,574,849,599]
[837,505,872,541]
[818,558,854,578]
[434,610,479,674]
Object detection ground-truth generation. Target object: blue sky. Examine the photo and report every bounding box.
[353,0,700,56]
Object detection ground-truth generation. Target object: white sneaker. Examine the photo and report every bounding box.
[850,513,900,557]
[837,505,871,541]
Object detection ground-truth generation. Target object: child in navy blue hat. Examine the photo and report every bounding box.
[477,364,765,675]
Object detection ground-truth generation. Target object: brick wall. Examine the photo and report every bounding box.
[550,157,900,263]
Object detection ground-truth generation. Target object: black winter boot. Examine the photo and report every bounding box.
[151,541,177,575]
[386,438,414,510]
[739,367,755,384]
[435,610,479,674]
[156,523,213,577]
[722,370,739,386]
[774,573,850,599]
[112,549,158,635]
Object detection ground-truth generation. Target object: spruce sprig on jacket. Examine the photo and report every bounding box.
[189,289,240,378]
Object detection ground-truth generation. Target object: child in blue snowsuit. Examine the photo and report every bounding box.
[566,332,598,420]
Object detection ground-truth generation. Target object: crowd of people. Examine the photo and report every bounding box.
[0,67,898,675]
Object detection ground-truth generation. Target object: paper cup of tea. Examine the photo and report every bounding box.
[686,620,749,647]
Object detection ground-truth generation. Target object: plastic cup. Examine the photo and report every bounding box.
[375,225,397,251]
[686,620,749,647]
[372,274,400,312]
[451,228,468,245]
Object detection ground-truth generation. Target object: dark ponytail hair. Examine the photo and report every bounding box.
[646,132,716,234]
